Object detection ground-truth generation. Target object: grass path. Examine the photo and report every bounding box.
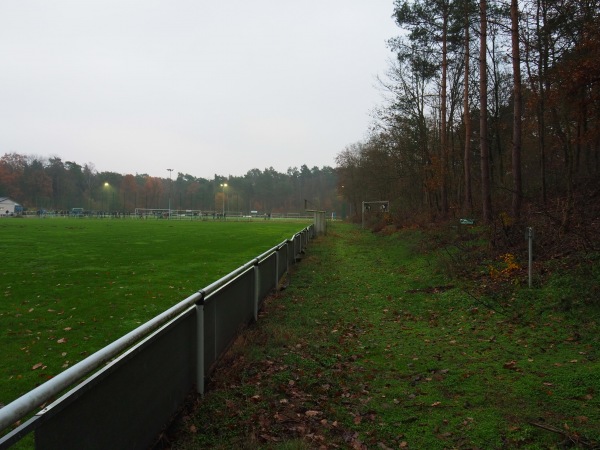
[168,222,599,449]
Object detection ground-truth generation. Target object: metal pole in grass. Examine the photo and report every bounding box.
[527,227,534,288]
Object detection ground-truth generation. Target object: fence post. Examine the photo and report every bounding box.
[275,249,280,290]
[196,296,205,396]
[287,239,293,267]
[253,260,260,322]
[296,233,301,259]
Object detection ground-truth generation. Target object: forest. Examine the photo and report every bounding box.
[338,0,599,240]
[0,155,338,216]
[1,0,599,233]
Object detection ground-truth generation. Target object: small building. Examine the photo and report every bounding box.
[0,197,23,216]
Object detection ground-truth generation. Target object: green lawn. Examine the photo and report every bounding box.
[0,217,308,407]
[169,222,600,449]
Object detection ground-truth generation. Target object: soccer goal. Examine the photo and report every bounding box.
[134,208,205,219]
[361,201,390,228]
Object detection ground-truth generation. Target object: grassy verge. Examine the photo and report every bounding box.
[0,218,307,408]
[168,222,600,449]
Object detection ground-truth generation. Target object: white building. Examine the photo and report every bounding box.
[0,197,23,216]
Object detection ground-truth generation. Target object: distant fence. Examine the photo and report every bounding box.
[0,225,315,449]
[19,210,315,220]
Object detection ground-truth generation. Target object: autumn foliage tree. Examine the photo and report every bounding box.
[339,0,600,235]
[0,153,339,216]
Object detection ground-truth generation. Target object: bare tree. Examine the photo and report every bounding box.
[480,0,492,223]
[511,0,523,218]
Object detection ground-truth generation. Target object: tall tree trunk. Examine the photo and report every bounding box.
[440,2,449,215]
[490,33,504,186]
[511,0,523,218]
[463,0,473,214]
[480,0,492,223]
[536,0,547,205]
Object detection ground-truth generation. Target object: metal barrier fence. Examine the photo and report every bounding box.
[18,211,315,220]
[0,225,315,449]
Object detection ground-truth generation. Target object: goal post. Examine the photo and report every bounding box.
[361,201,390,228]
[133,208,205,219]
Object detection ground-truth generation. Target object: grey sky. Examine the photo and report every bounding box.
[0,1,398,179]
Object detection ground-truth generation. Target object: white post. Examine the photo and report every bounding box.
[527,227,533,288]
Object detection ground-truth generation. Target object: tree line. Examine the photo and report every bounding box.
[337,0,599,229]
[0,153,338,215]
[3,0,598,226]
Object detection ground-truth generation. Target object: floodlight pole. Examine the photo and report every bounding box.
[104,182,109,215]
[220,183,228,219]
[167,169,173,219]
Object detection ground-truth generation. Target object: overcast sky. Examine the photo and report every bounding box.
[0,1,398,180]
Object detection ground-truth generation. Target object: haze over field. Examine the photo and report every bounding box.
[0,1,398,179]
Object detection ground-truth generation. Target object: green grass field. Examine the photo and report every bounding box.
[0,217,308,408]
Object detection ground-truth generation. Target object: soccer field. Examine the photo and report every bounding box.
[0,218,308,406]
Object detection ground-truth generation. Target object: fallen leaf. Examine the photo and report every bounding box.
[57,338,67,344]
[503,361,518,370]
[32,363,43,370]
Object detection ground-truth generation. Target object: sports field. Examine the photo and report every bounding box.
[0,218,309,407]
